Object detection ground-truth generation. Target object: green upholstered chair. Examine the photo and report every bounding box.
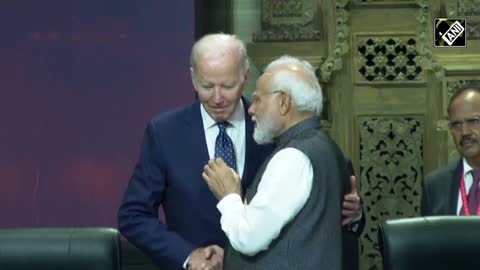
[379,216,480,270]
[0,228,120,270]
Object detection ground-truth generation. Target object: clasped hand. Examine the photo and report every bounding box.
[188,245,223,270]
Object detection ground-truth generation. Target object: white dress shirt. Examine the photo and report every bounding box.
[456,158,477,215]
[200,100,246,178]
[217,148,313,256]
[183,100,247,268]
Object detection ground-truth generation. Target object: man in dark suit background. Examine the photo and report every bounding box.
[118,33,363,270]
[422,82,480,216]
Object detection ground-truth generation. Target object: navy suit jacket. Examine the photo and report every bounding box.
[118,99,273,269]
[421,160,462,216]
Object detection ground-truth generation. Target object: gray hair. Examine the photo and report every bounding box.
[264,55,323,115]
[190,33,249,74]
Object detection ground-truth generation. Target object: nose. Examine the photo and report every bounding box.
[461,121,472,135]
[212,87,224,103]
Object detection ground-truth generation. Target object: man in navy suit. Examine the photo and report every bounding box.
[118,34,362,270]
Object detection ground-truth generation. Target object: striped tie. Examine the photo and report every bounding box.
[214,122,237,172]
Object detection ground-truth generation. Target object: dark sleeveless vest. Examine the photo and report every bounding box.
[223,117,349,270]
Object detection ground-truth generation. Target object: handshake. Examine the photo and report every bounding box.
[187,245,224,270]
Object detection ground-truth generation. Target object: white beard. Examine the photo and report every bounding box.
[252,113,281,145]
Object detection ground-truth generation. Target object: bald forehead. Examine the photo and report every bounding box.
[266,63,316,87]
[454,89,480,103]
[198,35,236,46]
[191,35,242,67]
[269,64,302,75]
[463,89,480,99]
[197,47,240,64]
[449,89,480,115]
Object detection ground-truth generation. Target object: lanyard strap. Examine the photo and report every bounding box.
[459,169,480,215]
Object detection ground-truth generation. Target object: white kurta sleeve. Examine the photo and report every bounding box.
[217,147,313,256]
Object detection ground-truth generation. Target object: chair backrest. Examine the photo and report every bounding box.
[0,227,120,270]
[379,216,480,270]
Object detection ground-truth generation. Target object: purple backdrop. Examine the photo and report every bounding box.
[0,1,194,227]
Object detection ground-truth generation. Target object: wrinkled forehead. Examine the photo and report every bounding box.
[195,43,241,65]
[195,51,243,74]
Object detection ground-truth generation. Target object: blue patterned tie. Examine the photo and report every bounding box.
[214,122,237,172]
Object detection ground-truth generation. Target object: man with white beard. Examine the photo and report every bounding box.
[202,55,349,270]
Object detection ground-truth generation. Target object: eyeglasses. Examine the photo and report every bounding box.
[448,116,480,131]
[251,90,283,104]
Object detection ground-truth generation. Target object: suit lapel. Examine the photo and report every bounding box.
[448,159,463,215]
[183,101,210,170]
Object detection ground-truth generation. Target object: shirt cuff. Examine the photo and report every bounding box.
[183,254,191,269]
[347,207,363,232]
[217,193,243,214]
[353,207,363,222]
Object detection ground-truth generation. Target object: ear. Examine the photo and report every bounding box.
[190,66,195,81]
[241,68,250,90]
[279,92,291,115]
[191,67,199,92]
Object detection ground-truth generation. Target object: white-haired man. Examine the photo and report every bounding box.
[203,55,349,269]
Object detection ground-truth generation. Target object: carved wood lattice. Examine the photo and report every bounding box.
[358,116,423,270]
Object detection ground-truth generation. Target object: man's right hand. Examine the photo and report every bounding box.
[187,245,223,270]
